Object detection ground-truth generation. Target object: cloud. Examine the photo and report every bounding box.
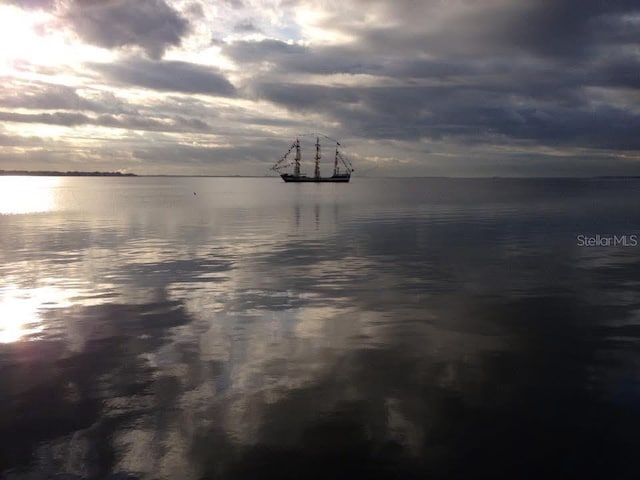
[60,0,189,59]
[0,82,119,113]
[215,0,640,163]
[493,0,640,58]
[251,79,640,152]
[233,21,262,33]
[253,82,358,111]
[295,0,639,59]
[2,0,640,175]
[0,110,91,127]
[593,55,640,90]
[0,110,212,134]
[91,58,236,96]
[3,0,55,9]
[7,0,189,58]
[222,39,383,75]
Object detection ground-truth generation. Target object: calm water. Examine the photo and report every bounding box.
[1,176,640,479]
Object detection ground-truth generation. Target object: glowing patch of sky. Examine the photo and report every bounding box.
[0,5,113,75]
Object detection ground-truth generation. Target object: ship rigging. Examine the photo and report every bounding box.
[271,135,354,183]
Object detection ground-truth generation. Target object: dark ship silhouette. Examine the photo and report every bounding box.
[272,135,354,183]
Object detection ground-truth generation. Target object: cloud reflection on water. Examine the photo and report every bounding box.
[1,177,640,478]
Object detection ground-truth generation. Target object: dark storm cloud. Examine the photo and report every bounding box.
[62,0,189,59]
[91,58,236,96]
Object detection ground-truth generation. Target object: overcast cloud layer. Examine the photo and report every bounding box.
[0,0,639,175]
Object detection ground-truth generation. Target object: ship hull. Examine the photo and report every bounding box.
[281,174,350,183]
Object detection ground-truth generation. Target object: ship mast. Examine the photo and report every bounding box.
[333,143,340,176]
[294,138,301,176]
[314,136,321,179]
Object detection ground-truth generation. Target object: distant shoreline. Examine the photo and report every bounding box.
[2,171,640,179]
[0,170,137,177]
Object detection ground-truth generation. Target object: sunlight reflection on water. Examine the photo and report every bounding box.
[0,284,78,343]
[0,286,43,343]
[0,176,59,215]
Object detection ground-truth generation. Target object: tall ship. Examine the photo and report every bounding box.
[272,136,354,183]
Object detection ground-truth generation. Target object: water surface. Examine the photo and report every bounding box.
[1,176,640,479]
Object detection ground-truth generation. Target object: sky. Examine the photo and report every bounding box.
[0,0,639,176]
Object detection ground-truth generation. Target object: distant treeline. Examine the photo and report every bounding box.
[0,170,137,177]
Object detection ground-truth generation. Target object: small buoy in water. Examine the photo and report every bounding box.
[193,192,196,195]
